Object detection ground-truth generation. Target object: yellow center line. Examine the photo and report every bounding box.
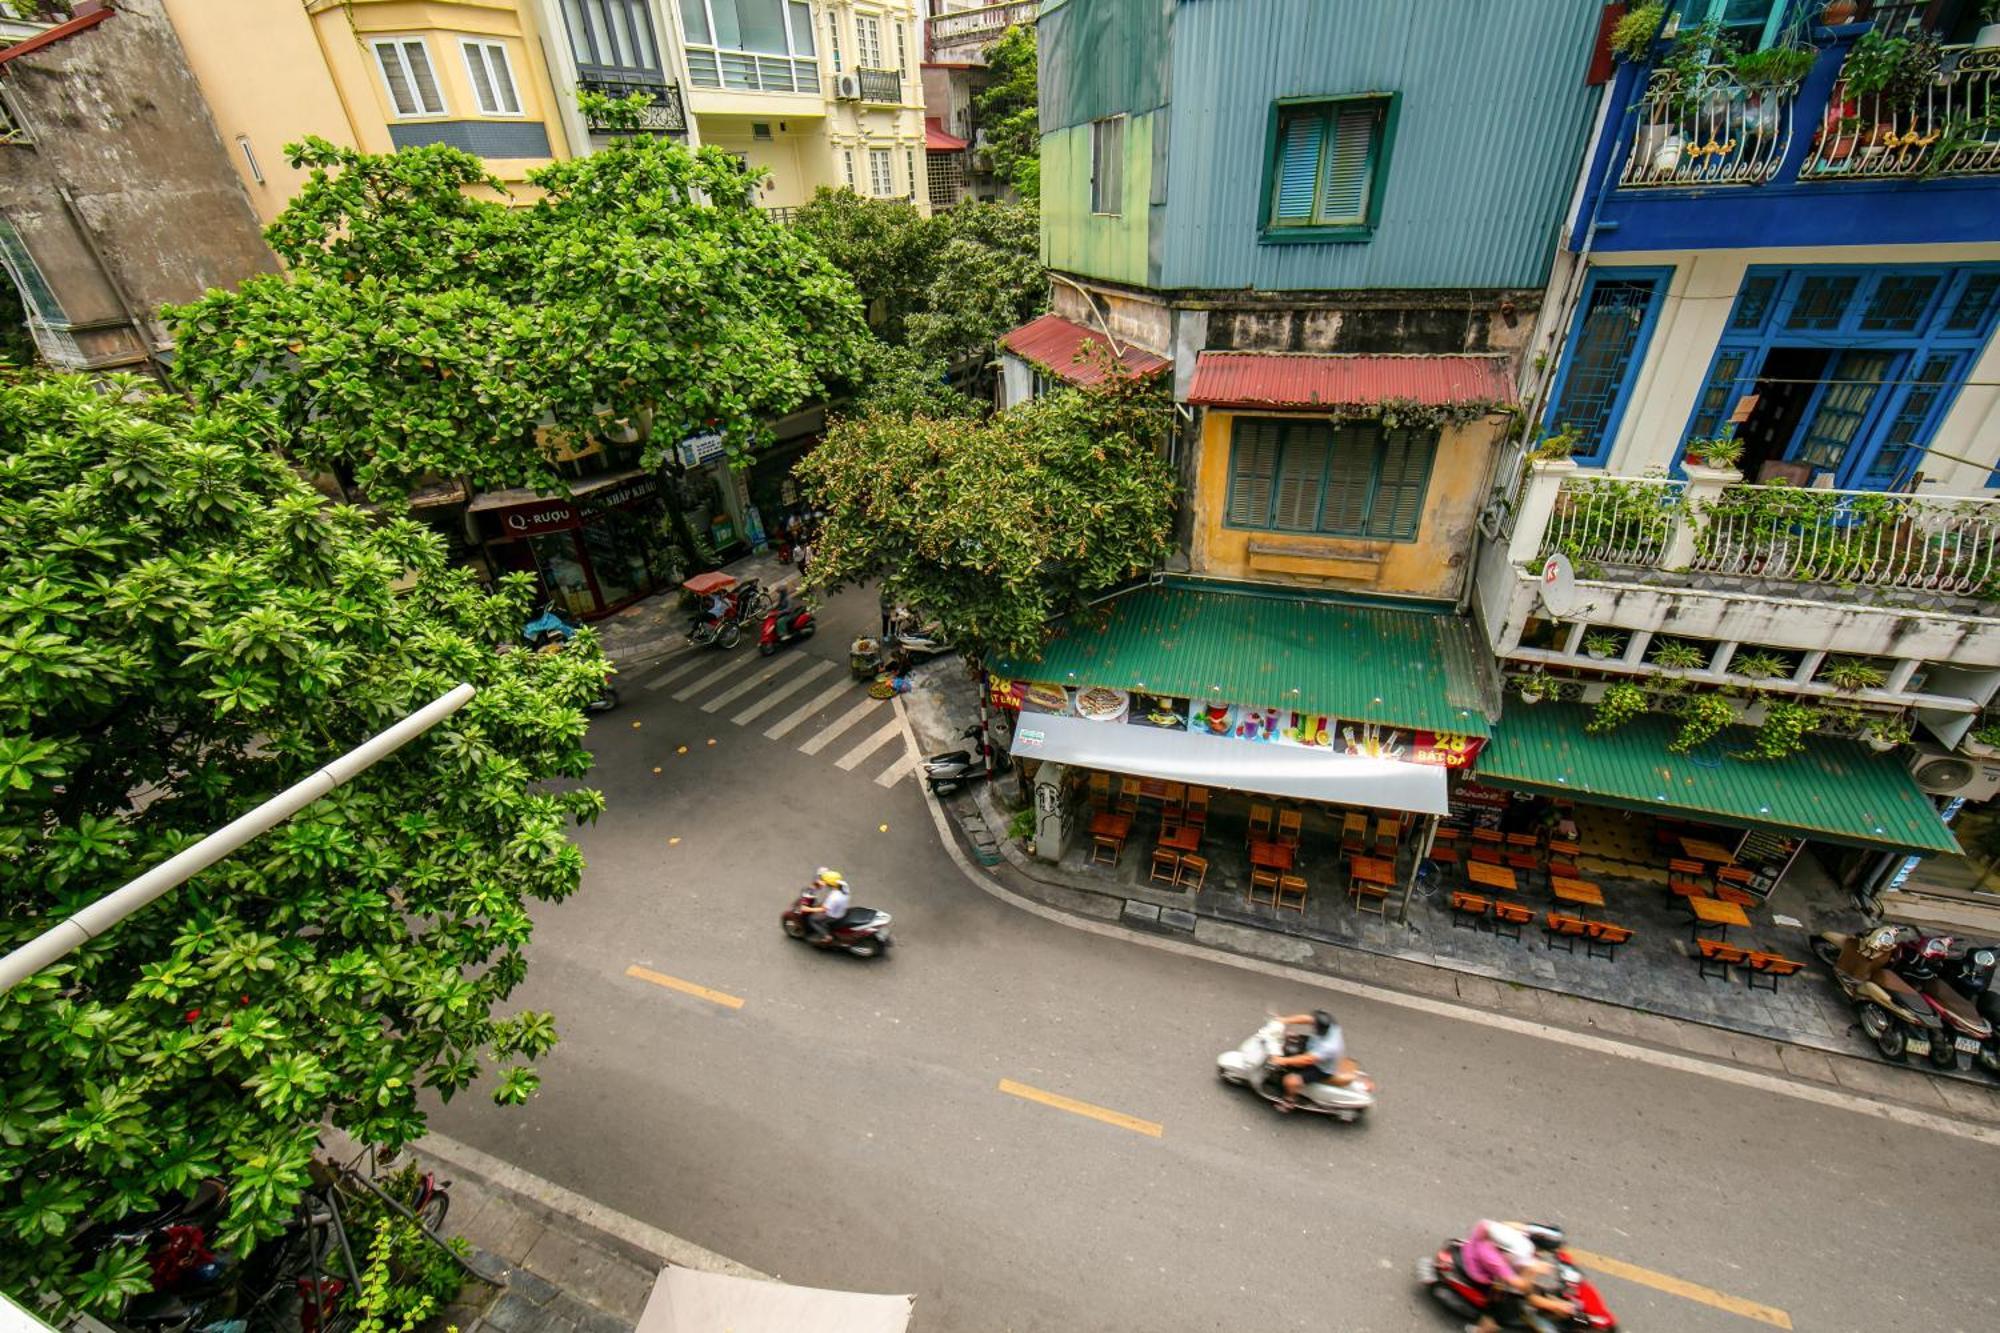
[624,965,745,1010]
[1566,1247,1792,1329]
[997,1078,1163,1138]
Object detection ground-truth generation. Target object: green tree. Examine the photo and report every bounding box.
[975,25,1041,202]
[168,137,868,500]
[0,374,606,1314]
[798,370,1174,662]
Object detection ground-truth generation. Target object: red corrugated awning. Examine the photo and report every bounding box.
[998,314,1170,388]
[1186,352,1515,411]
[924,117,968,151]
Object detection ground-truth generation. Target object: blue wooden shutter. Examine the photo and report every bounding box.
[1317,105,1377,224]
[1273,111,1324,222]
[1365,427,1438,541]
[1228,421,1281,526]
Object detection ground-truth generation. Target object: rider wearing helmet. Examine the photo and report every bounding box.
[1266,1009,1348,1111]
[799,867,851,942]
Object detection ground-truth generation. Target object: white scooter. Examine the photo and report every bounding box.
[1216,1017,1376,1121]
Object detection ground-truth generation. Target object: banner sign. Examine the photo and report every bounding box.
[987,676,1028,710]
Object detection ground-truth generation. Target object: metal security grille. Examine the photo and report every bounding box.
[1548,276,1664,455]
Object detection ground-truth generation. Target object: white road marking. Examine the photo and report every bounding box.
[894,698,2000,1151]
[798,696,883,756]
[644,654,715,692]
[873,749,919,788]
[836,718,905,772]
[701,652,808,713]
[732,658,836,725]
[671,658,744,702]
[764,678,856,740]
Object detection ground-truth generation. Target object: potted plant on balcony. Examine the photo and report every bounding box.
[1862,715,1912,754]
[1613,3,1668,63]
[1732,650,1792,682]
[1979,2,2000,52]
[1820,1,1859,26]
[1516,671,1561,705]
[1651,639,1708,672]
[1683,432,1744,469]
[1587,681,1650,734]
[1732,45,1818,91]
[1965,723,2000,758]
[1843,28,1944,132]
[1821,656,1887,692]
[1744,698,1819,761]
[1583,630,1625,661]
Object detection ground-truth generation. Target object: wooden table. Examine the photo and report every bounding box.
[1090,811,1132,842]
[1680,837,1738,865]
[1547,839,1582,858]
[1688,894,1750,941]
[1349,856,1396,888]
[1471,827,1503,845]
[1466,861,1518,893]
[1158,824,1201,854]
[1551,876,1604,908]
[1505,832,1539,850]
[1249,839,1295,872]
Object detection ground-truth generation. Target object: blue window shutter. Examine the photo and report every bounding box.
[1272,427,1327,531]
[1273,112,1323,221]
[1319,425,1377,535]
[1228,421,1281,525]
[1365,427,1438,541]
[1318,106,1376,223]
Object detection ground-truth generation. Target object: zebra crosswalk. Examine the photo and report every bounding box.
[618,649,918,788]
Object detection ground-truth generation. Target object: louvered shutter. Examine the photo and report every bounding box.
[1318,105,1378,223]
[1273,112,1324,222]
[1364,427,1438,540]
[1227,421,1281,526]
[1272,427,1327,531]
[1319,425,1376,535]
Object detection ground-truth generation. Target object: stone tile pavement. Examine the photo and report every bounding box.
[587,550,802,667]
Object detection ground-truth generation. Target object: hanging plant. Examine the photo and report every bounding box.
[1821,656,1887,692]
[1670,693,1736,753]
[1587,682,1650,734]
[1517,670,1561,704]
[1529,423,1583,462]
[1731,45,1818,91]
[1862,715,1912,753]
[1744,699,1819,761]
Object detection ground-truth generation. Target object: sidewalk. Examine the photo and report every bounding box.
[587,550,801,666]
[900,667,2000,1127]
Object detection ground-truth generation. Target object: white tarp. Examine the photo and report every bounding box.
[1009,712,1450,816]
[634,1267,914,1333]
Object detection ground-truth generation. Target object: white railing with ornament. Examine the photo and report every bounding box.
[926,2,1040,57]
[1539,475,1690,569]
[1802,45,2000,180]
[1622,64,1797,186]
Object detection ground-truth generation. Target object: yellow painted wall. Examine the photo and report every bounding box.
[1190,409,1504,601]
[697,116,830,209]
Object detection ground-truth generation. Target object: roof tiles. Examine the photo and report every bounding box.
[1186,352,1515,411]
[998,313,1170,388]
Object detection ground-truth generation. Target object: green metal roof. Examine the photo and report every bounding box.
[1476,703,1959,856]
[991,581,1490,736]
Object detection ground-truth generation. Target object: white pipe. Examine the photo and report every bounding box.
[0,684,476,994]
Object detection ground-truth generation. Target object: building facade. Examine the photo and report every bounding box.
[0,1,279,370]
[919,0,1038,207]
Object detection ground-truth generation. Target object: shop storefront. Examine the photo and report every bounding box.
[472,470,675,619]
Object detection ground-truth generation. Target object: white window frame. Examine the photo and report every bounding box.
[894,20,906,74]
[905,147,916,201]
[868,146,893,197]
[371,37,448,119]
[459,38,524,117]
[855,14,882,69]
[843,148,856,189]
[827,8,843,71]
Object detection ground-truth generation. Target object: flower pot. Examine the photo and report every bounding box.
[1978,24,2000,50]
[1518,691,1542,705]
[1820,1,1857,25]
[1653,133,1686,175]
[1587,649,1611,661]
[1865,735,1900,754]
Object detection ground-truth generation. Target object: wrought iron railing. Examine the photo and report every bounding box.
[926,2,1040,57]
[1687,485,2000,594]
[1541,476,1689,570]
[1802,46,2000,180]
[760,206,799,225]
[578,78,686,133]
[855,67,902,104]
[1622,63,1797,187]
[683,46,817,95]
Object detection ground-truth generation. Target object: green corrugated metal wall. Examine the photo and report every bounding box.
[1040,112,1157,288]
[1038,0,1174,128]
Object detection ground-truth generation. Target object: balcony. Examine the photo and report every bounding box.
[854,67,902,105]
[1802,47,2000,179]
[684,46,818,96]
[1620,62,1798,187]
[1474,460,2000,717]
[925,2,1040,59]
[578,78,686,134]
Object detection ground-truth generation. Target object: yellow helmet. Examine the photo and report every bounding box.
[816,868,845,888]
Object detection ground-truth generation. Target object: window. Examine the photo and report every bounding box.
[752,122,773,140]
[788,2,816,56]
[869,147,892,197]
[561,1,665,79]
[373,38,446,118]
[1090,116,1123,215]
[855,15,882,67]
[928,151,964,210]
[0,215,65,326]
[1731,274,1780,332]
[1797,349,1898,471]
[827,9,842,70]
[1859,274,1942,333]
[1686,350,1750,441]
[1864,353,1963,490]
[1544,270,1670,464]
[461,40,523,116]
[905,149,917,201]
[1784,274,1860,330]
[1264,96,1395,239]
[1223,419,1438,542]
[895,20,907,74]
[682,1,819,91]
[236,136,264,184]
[843,148,856,189]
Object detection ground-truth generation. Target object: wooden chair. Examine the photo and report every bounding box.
[1585,921,1633,961]
[1088,771,1111,805]
[1092,835,1121,867]
[1427,845,1462,868]
[1276,808,1303,848]
[1503,851,1540,874]
[1469,845,1504,866]
[1348,876,1390,917]
[1248,867,1280,907]
[1249,802,1275,840]
[1543,911,1591,954]
[1149,847,1181,887]
[1696,937,1749,981]
[1448,891,1490,930]
[1743,951,1804,992]
[1433,823,1463,845]
[1715,866,1757,905]
[1491,900,1534,942]
[1277,874,1308,915]
[1546,858,1581,880]
[1340,812,1368,855]
[1715,885,1758,907]
[1185,787,1210,826]
[1506,831,1539,852]
[1176,853,1208,892]
[1471,826,1504,845]
[1374,816,1403,853]
[1716,865,1754,887]
[1162,781,1187,813]
[1116,777,1141,815]
[1668,857,1708,882]
[1668,877,1709,904]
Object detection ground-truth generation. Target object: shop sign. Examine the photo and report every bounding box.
[677,432,726,468]
[581,475,659,514]
[493,498,581,537]
[1016,727,1044,750]
[1072,686,1129,723]
[1409,732,1485,769]
[988,677,1028,710]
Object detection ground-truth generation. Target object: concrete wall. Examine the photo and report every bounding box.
[0,0,278,365]
[1188,407,1505,601]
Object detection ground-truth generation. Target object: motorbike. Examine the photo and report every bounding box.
[1418,1224,1618,1331]
[780,891,894,958]
[521,607,618,712]
[922,724,999,797]
[1812,926,1945,1064]
[683,572,770,651]
[1215,1017,1375,1122]
[887,622,953,660]
[1889,930,1997,1074]
[758,601,817,656]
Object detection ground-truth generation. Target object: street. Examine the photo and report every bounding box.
[430,588,2000,1333]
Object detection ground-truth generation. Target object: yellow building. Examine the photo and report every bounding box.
[162,1,927,223]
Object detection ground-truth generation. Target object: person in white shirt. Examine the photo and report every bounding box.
[799,868,850,942]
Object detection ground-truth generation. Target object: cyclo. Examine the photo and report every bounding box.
[683,571,770,650]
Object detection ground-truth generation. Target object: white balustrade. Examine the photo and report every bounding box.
[1622,64,1796,187]
[1803,46,2000,180]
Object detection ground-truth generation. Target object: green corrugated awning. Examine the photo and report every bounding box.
[1476,703,1959,855]
[990,580,1489,737]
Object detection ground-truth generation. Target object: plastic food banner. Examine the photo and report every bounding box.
[1128,693,1189,730]
[1019,682,1073,716]
[987,677,1027,710]
[1072,685,1130,724]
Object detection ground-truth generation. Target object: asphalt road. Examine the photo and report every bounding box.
[431,585,2000,1333]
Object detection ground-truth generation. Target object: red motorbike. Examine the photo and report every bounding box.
[759,601,816,656]
[1419,1224,1618,1330]
[780,890,893,958]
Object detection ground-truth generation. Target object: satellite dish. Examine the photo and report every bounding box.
[1539,553,1579,618]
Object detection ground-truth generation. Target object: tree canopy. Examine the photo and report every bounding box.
[0,374,606,1314]
[167,137,869,500]
[798,371,1175,662]
[975,25,1041,202]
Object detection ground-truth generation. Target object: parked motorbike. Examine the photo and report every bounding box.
[1943,940,2000,1075]
[1215,1017,1375,1122]
[922,724,998,796]
[1889,930,1997,1074]
[1812,926,1945,1063]
[780,891,894,958]
[758,602,817,656]
[73,1180,238,1333]
[887,624,953,660]
[1418,1223,1618,1331]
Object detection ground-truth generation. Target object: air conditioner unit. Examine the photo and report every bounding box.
[834,72,862,100]
[1907,744,2000,803]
